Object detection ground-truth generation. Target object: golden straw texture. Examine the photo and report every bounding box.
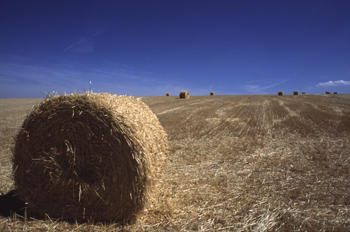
[13,92,168,222]
[179,91,189,99]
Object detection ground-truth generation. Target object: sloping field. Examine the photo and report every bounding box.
[1,94,350,231]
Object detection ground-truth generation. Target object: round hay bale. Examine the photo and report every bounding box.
[293,90,299,95]
[13,92,168,222]
[326,91,330,94]
[210,91,215,96]
[278,90,284,96]
[302,91,306,94]
[166,93,171,96]
[334,92,338,94]
[179,90,189,99]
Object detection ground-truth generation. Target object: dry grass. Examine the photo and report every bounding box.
[179,91,189,99]
[1,94,350,231]
[12,92,168,223]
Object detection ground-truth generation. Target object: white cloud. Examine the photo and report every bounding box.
[317,80,350,87]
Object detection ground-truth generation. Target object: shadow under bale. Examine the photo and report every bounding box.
[12,92,168,223]
[0,190,27,217]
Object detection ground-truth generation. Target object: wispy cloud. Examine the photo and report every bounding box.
[242,79,289,94]
[63,29,110,53]
[246,78,273,84]
[0,61,87,91]
[0,59,175,97]
[316,80,350,87]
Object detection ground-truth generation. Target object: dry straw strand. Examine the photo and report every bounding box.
[13,92,168,223]
[278,91,284,96]
[179,90,189,99]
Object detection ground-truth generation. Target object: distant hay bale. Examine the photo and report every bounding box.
[13,92,168,222]
[210,91,215,96]
[334,92,338,94]
[166,93,171,96]
[179,90,189,99]
[293,90,299,95]
[278,91,284,96]
[302,92,306,94]
[326,91,330,94]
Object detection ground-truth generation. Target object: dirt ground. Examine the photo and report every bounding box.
[1,94,350,231]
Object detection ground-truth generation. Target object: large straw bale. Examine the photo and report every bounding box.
[278,91,284,96]
[166,93,171,96]
[13,92,168,222]
[293,90,299,95]
[210,91,215,96]
[179,90,189,99]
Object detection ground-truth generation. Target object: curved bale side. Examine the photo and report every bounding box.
[166,93,171,96]
[179,90,189,99]
[13,92,168,222]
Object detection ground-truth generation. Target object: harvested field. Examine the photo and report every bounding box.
[1,94,350,231]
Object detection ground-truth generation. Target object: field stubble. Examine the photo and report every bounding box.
[1,95,350,231]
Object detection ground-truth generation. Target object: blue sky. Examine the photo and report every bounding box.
[1,0,350,98]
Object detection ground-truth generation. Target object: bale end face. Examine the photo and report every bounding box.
[179,90,189,99]
[210,91,215,96]
[13,92,168,222]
